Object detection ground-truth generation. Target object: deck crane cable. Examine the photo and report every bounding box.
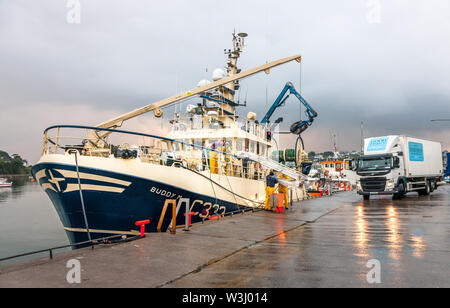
[297,62,303,167]
[224,163,240,210]
[182,165,265,208]
[299,61,302,123]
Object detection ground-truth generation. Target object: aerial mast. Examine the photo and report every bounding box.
[87,32,302,144]
[220,31,248,115]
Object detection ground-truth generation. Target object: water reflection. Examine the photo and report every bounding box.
[353,199,429,263]
[410,227,426,259]
[353,202,402,261]
[354,203,369,258]
[276,219,287,246]
[0,176,33,202]
[0,177,69,261]
[386,205,401,260]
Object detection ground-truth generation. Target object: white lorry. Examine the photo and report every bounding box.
[355,136,443,200]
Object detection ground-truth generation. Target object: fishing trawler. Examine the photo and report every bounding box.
[32,32,309,245]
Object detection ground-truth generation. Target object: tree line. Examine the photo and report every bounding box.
[0,150,31,175]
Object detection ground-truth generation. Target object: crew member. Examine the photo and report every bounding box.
[223,141,232,176]
[209,141,219,174]
[277,172,290,210]
[209,140,224,174]
[265,171,278,211]
[242,147,250,178]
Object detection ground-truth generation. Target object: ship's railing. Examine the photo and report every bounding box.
[42,125,267,181]
[0,233,141,264]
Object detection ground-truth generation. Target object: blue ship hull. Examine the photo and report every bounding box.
[32,162,246,246]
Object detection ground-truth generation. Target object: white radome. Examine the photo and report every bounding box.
[197,79,211,87]
[247,112,257,120]
[212,68,225,81]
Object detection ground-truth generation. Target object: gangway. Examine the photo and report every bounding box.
[237,151,304,186]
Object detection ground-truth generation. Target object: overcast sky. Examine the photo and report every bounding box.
[1,0,449,163]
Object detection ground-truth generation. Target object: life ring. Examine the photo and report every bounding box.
[324,170,329,177]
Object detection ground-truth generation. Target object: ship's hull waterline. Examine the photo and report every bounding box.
[31,154,269,244]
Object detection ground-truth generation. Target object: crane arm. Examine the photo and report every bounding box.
[260,83,292,124]
[92,55,302,138]
[289,84,317,120]
[85,55,302,146]
[260,82,317,135]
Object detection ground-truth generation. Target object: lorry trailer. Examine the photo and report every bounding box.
[356,135,443,200]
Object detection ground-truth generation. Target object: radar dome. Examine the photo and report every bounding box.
[247,112,257,120]
[197,79,211,87]
[212,68,226,81]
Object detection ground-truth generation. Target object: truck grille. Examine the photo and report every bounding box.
[361,178,386,192]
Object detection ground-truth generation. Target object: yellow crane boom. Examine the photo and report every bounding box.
[90,54,302,143]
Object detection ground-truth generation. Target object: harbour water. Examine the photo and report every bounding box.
[0,176,69,262]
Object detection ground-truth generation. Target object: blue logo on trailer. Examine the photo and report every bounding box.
[409,142,424,161]
[367,137,389,152]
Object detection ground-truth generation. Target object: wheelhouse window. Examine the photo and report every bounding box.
[249,140,255,153]
[236,139,243,152]
[182,139,191,151]
[193,139,203,150]
[260,144,266,157]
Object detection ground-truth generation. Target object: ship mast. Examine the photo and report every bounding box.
[88,32,302,145]
[219,31,247,115]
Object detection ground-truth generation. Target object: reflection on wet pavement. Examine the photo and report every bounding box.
[167,184,450,288]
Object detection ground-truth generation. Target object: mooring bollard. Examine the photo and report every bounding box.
[135,219,150,237]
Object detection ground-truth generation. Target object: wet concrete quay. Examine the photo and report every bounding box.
[1,185,449,288]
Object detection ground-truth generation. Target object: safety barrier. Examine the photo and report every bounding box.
[0,233,141,264]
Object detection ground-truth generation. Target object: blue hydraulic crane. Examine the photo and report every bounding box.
[261,82,317,135]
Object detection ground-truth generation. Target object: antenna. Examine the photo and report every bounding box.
[237,83,242,104]
[244,86,248,107]
[360,121,364,153]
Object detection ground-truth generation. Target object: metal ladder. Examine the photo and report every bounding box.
[237,151,303,182]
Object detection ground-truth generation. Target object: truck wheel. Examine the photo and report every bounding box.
[432,181,438,191]
[394,183,406,199]
[363,195,370,201]
[418,182,431,196]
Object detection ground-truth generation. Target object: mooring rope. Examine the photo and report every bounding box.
[182,165,264,208]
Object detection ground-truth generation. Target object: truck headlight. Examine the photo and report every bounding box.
[356,181,362,191]
[386,179,395,190]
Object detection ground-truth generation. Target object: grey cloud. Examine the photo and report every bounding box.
[1,0,449,163]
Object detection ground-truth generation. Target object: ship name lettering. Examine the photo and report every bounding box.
[150,186,177,198]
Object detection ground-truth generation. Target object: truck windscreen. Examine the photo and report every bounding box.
[357,156,392,171]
